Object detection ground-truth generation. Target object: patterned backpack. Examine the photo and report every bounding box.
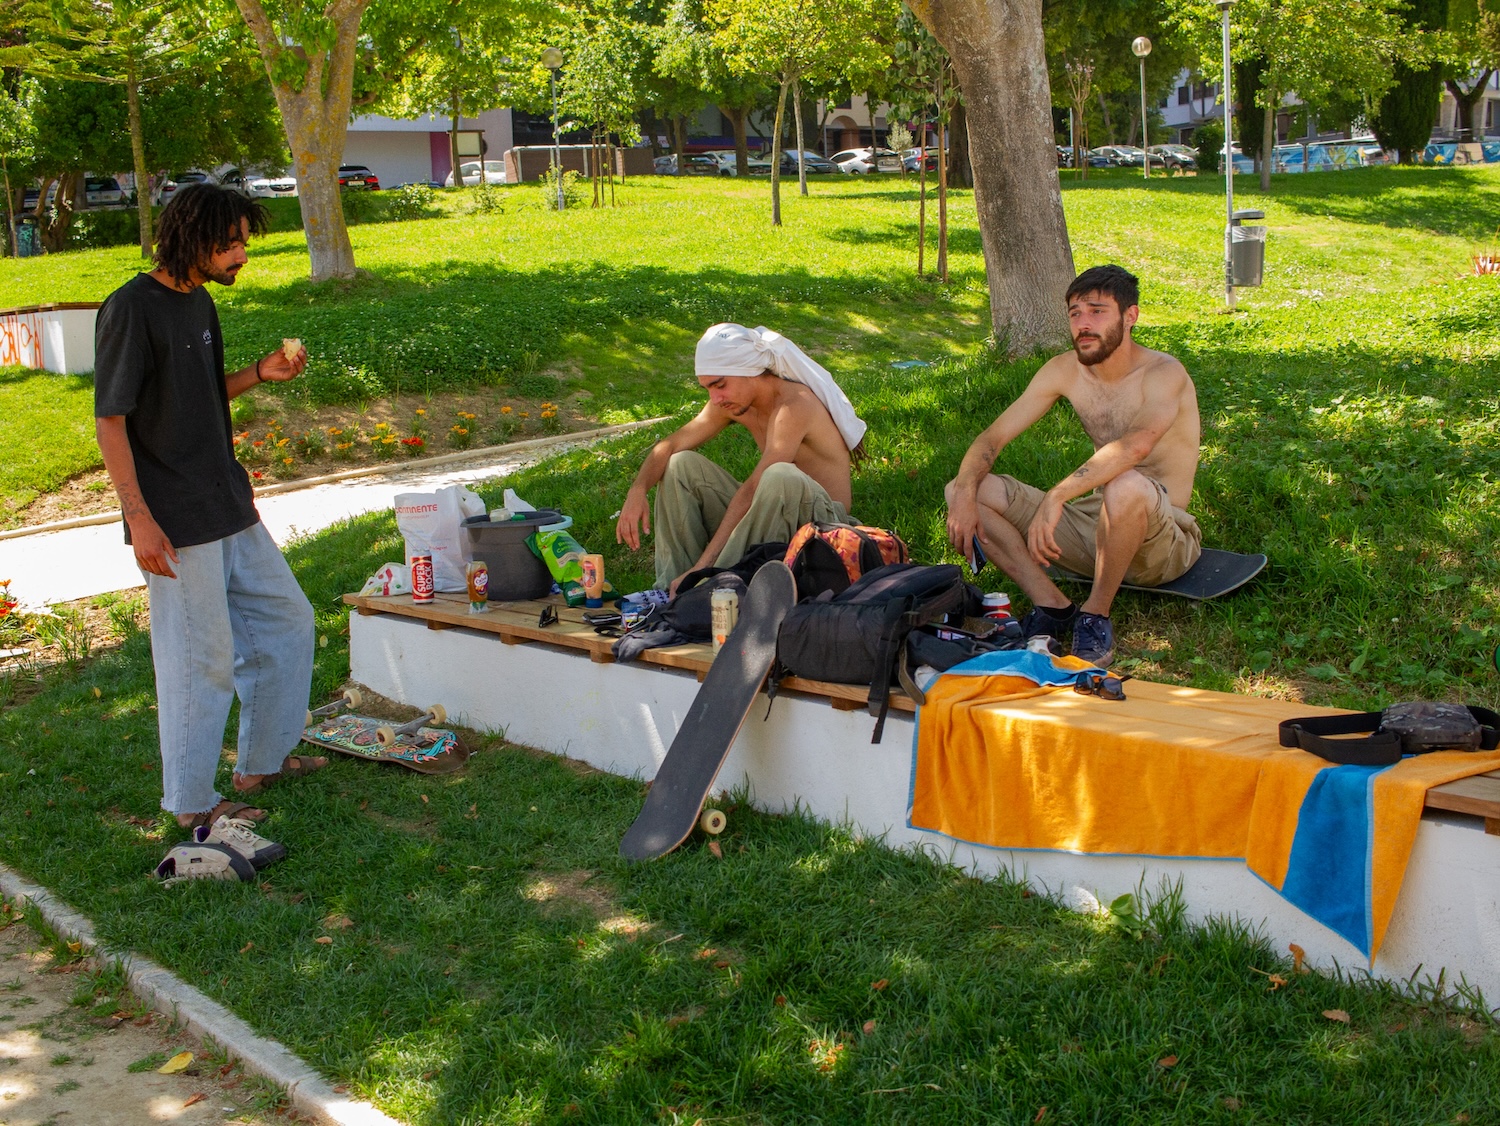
[783,521,909,600]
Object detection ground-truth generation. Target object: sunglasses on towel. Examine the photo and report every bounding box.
[1074,670,1131,701]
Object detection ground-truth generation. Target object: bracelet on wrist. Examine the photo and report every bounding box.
[255,359,264,383]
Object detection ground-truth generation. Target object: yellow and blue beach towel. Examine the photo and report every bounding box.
[907,650,1500,960]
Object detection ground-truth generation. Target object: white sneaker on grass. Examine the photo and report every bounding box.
[195,816,287,870]
[155,841,255,886]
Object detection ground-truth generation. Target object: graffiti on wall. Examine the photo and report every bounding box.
[0,311,44,368]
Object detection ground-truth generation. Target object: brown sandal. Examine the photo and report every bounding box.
[233,753,327,796]
[183,800,265,830]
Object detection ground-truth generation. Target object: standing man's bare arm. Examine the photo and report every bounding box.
[96,416,178,578]
[224,342,307,400]
[615,406,731,550]
[944,363,1065,554]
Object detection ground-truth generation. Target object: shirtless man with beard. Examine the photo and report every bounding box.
[943,265,1202,667]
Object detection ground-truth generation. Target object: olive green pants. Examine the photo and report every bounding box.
[653,451,849,588]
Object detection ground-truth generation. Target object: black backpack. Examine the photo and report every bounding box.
[775,563,983,742]
[1279,702,1500,766]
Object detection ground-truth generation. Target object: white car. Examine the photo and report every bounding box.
[701,150,774,176]
[247,173,299,199]
[445,160,506,187]
[830,147,902,174]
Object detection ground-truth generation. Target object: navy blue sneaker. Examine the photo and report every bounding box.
[1071,612,1115,667]
[1020,603,1077,644]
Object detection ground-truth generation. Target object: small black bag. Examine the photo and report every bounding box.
[775,563,983,743]
[1278,702,1500,766]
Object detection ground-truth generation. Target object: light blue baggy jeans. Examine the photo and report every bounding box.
[144,522,314,816]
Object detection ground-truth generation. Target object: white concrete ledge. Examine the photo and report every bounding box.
[0,864,403,1126]
[351,610,1500,1009]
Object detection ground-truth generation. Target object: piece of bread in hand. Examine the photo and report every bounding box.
[282,337,304,362]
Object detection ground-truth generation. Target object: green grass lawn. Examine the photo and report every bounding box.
[0,367,103,523]
[3,167,1500,1123]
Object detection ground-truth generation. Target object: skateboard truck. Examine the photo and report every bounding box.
[305,688,363,728]
[375,704,448,747]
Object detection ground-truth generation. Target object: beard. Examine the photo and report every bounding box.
[201,261,242,286]
[1072,316,1126,366]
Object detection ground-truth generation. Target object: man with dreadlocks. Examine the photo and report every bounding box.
[94,182,323,837]
[616,323,867,593]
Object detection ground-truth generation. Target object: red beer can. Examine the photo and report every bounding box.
[411,553,434,604]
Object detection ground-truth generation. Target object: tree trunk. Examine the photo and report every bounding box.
[908,0,1074,353]
[770,79,789,226]
[672,114,686,169]
[950,98,973,187]
[937,113,949,283]
[722,104,750,175]
[449,86,464,190]
[1096,91,1114,143]
[1446,72,1493,141]
[125,56,152,258]
[793,79,808,196]
[41,173,81,253]
[1126,110,1138,148]
[234,0,369,282]
[3,159,15,258]
[917,116,927,277]
[1260,96,1274,192]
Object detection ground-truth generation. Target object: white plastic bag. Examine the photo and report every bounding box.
[394,485,486,592]
[359,562,411,597]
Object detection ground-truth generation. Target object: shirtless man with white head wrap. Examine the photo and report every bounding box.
[616,323,867,592]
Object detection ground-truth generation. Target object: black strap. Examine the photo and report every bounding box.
[1278,712,1400,765]
[1279,706,1500,765]
[867,603,914,744]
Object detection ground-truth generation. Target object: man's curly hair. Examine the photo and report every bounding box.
[153,183,269,283]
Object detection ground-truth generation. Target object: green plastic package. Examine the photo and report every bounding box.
[528,527,589,606]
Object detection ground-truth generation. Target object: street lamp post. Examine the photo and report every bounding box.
[540,47,564,211]
[1217,0,1237,308]
[1132,37,1152,181]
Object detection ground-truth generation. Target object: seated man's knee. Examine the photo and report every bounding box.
[664,450,703,481]
[974,473,1013,514]
[1100,470,1154,512]
[759,461,802,489]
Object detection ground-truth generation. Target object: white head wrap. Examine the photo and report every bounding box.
[694,323,868,452]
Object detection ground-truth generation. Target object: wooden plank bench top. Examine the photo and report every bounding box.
[342,590,1500,827]
[342,590,914,713]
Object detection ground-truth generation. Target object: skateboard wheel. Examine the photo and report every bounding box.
[305,709,314,727]
[426,704,447,724]
[375,725,397,747]
[343,688,363,709]
[699,808,727,836]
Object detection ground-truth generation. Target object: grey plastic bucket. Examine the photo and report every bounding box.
[464,509,563,601]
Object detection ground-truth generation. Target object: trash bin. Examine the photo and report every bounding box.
[16,218,40,258]
[1229,208,1266,287]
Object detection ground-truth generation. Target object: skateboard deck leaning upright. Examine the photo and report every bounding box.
[620,560,798,861]
[1050,548,1268,601]
[302,713,467,774]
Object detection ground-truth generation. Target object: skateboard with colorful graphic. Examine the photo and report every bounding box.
[301,698,466,774]
[619,560,798,861]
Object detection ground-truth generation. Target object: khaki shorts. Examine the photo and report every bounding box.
[995,474,1202,587]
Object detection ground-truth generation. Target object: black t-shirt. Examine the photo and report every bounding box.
[94,273,257,548]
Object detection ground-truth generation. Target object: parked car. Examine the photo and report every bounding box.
[779,150,841,175]
[82,176,125,208]
[445,160,506,187]
[1147,144,1198,170]
[700,150,773,176]
[902,146,941,173]
[338,164,380,190]
[653,153,720,176]
[247,172,299,198]
[829,147,903,174]
[157,169,211,203]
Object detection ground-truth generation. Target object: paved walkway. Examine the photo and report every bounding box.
[0,442,597,610]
